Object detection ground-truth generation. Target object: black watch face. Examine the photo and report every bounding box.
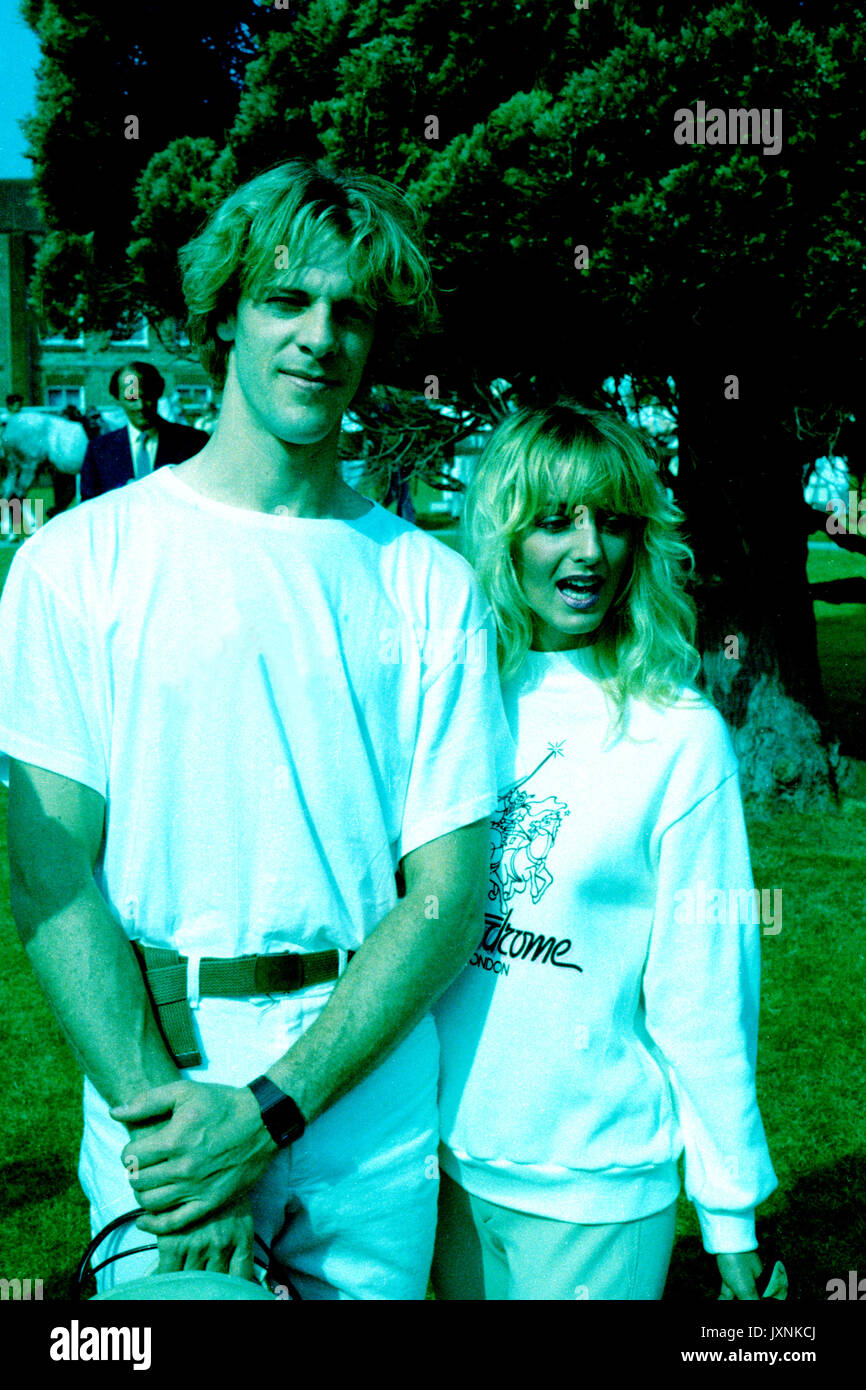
[250,1077,304,1147]
[265,1096,303,1148]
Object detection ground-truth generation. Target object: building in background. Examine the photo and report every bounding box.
[0,180,212,423]
[0,180,40,407]
[411,419,492,526]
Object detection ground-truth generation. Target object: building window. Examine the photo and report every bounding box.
[175,384,210,406]
[40,322,85,348]
[46,386,86,411]
[109,316,149,347]
[173,385,211,418]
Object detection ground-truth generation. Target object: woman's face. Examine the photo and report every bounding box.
[515,500,634,651]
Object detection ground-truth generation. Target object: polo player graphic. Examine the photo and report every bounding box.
[489,743,570,911]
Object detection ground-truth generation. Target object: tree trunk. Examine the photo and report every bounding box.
[673,355,838,810]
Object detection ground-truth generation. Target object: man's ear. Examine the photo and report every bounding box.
[216,314,237,343]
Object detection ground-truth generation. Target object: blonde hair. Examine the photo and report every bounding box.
[179,159,435,385]
[463,402,701,726]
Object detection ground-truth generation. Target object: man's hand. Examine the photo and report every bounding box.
[112,1080,277,1233]
[717,1250,763,1299]
[155,1194,256,1281]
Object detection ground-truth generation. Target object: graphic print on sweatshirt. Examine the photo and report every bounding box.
[490,742,570,911]
[471,742,583,977]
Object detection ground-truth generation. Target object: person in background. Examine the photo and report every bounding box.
[79,362,208,500]
[432,402,778,1301]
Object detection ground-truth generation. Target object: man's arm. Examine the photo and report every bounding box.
[117,818,491,1232]
[270,816,490,1112]
[7,759,179,1104]
[8,759,180,1101]
[8,759,256,1277]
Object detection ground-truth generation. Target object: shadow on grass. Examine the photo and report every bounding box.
[0,1154,89,1300]
[810,578,866,604]
[665,1152,866,1302]
[0,1153,80,1214]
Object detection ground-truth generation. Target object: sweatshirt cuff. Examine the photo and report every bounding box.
[695,1207,758,1254]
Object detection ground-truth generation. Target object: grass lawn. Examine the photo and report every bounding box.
[0,529,863,1301]
[808,534,866,762]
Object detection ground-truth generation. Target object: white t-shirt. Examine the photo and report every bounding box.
[0,467,514,959]
[435,646,777,1254]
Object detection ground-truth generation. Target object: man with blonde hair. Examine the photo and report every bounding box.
[0,160,512,1299]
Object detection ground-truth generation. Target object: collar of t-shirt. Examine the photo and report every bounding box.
[127,423,159,477]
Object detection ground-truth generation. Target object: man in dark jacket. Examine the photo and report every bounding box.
[80,362,208,500]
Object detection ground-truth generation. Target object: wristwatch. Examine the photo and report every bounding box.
[247,1074,306,1149]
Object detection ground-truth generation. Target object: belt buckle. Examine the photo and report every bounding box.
[256,952,304,996]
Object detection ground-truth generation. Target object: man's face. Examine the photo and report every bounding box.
[218,232,376,449]
[116,371,160,431]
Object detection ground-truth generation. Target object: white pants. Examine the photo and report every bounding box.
[79,985,439,1300]
[433,1170,678,1300]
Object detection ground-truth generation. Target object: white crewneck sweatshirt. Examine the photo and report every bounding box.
[435,646,777,1254]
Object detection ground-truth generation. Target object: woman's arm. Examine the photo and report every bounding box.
[642,766,778,1271]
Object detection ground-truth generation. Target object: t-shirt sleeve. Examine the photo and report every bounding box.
[0,549,107,795]
[642,767,778,1254]
[396,607,515,863]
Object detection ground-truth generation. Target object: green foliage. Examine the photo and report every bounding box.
[25,1,866,442]
[28,229,92,332]
[22,0,264,330]
[404,2,865,416]
[127,137,230,326]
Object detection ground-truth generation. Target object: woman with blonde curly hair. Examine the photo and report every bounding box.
[432,401,778,1301]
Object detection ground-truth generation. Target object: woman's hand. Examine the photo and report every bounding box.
[717,1250,763,1299]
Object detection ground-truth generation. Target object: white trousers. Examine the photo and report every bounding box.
[433,1170,678,1300]
[79,985,440,1300]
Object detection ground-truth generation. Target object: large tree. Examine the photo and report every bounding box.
[395,0,866,807]
[21,0,266,331]
[26,0,866,803]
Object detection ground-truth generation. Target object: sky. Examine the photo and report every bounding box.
[0,0,40,178]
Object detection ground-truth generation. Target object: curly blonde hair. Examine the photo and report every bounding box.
[462,402,702,726]
[179,159,435,386]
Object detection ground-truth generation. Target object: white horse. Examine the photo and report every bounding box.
[1,409,89,501]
